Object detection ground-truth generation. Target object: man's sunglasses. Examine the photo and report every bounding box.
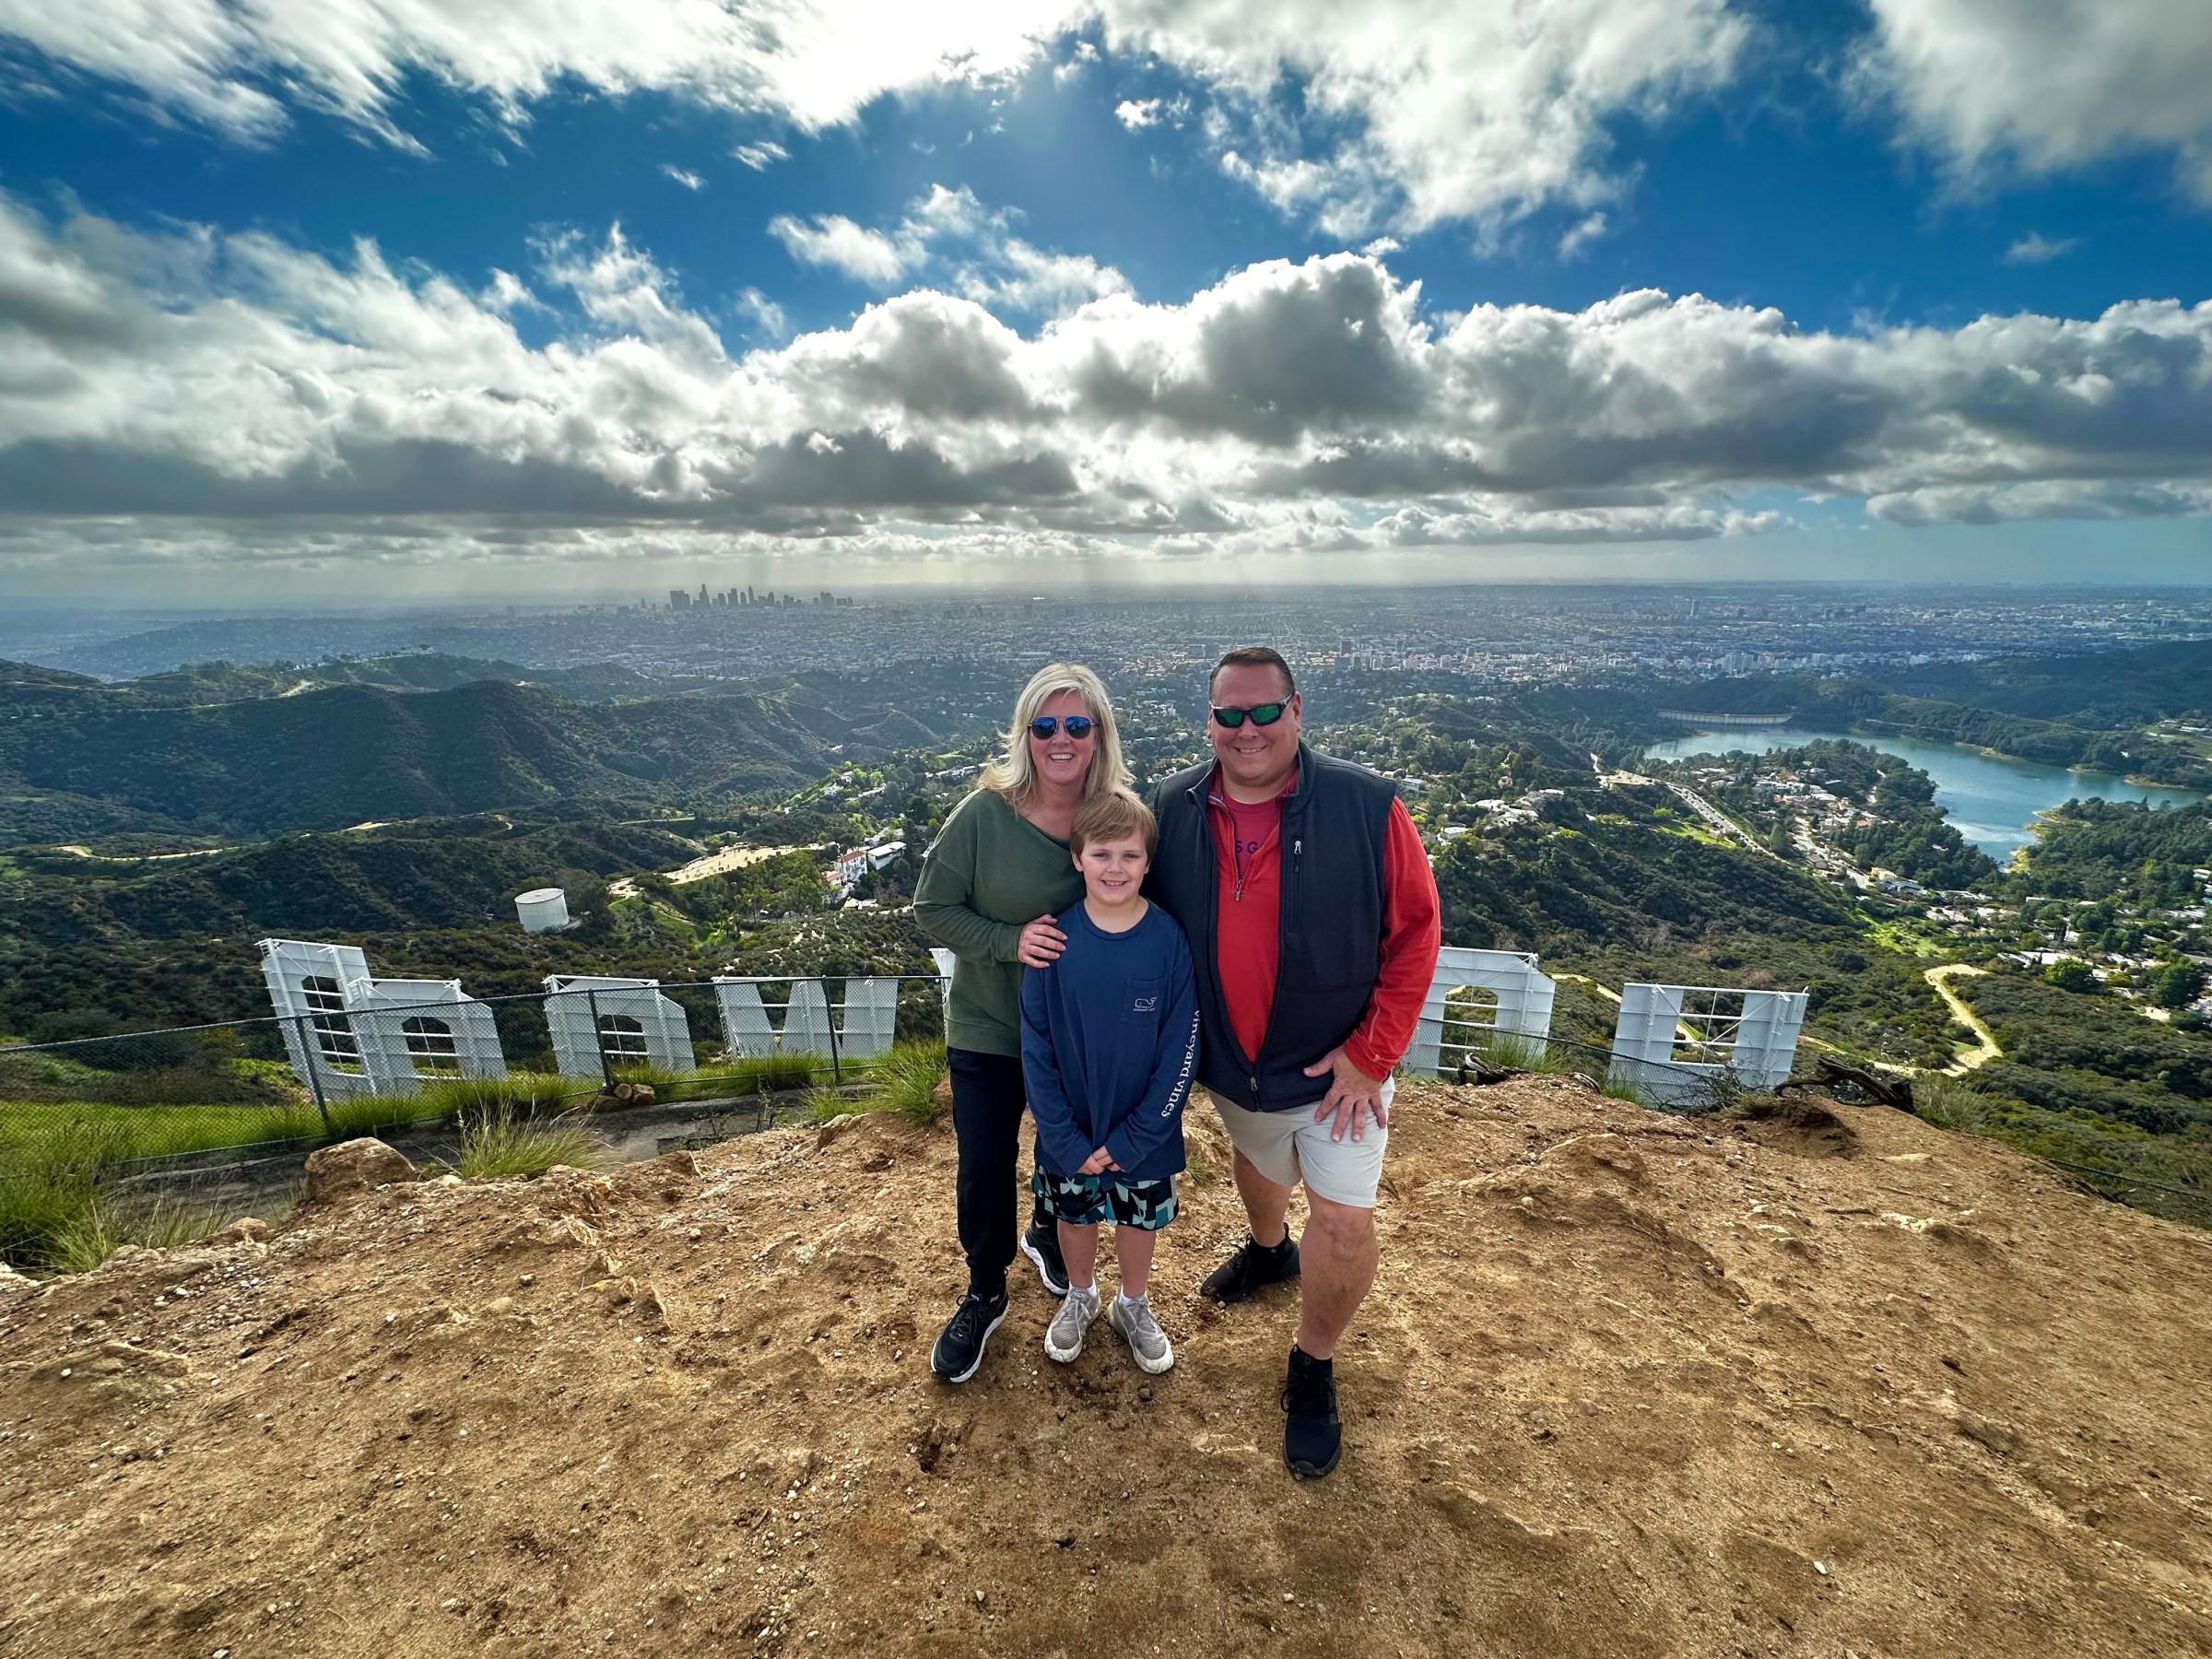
[1028,714,1096,739]
[1211,701,1289,729]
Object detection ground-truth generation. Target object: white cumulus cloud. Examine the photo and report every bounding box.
[770,185,1128,312]
[0,0,1059,143]
[0,1,1760,235]
[1860,0,2212,198]
[768,212,917,283]
[2,198,2210,579]
[1093,0,1747,236]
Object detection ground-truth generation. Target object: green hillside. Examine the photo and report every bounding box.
[0,661,103,689]
[1426,782,1965,1069]
[2006,796,2212,906]
[2,665,2202,1225]
[0,813,747,1034]
[1664,663,2212,789]
[124,653,677,703]
[1878,640,2212,728]
[0,678,831,842]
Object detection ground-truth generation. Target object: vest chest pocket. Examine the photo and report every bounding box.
[1121,976,1162,1026]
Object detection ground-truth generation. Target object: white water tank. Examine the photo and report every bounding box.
[516,888,571,933]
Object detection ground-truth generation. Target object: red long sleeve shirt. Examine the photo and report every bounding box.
[1206,774,1441,1080]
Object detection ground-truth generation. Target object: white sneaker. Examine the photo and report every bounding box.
[1109,1293,1174,1374]
[1044,1287,1100,1363]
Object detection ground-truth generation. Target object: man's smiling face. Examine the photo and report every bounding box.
[1208,661,1300,799]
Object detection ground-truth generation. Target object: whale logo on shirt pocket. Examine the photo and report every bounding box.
[1124,978,1160,1021]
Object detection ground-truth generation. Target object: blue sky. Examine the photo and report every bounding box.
[0,0,2207,598]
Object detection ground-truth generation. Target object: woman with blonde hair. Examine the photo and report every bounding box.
[914,662,1131,1382]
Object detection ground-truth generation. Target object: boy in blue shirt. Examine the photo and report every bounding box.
[1020,788,1199,1373]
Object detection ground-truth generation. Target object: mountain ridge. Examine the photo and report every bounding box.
[0,678,833,842]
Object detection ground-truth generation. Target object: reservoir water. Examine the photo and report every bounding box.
[1641,726,2206,858]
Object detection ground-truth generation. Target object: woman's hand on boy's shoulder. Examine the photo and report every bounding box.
[1017,914,1068,967]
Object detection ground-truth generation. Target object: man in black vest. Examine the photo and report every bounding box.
[1147,647,1441,1478]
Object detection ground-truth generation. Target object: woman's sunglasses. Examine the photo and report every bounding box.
[1028,714,1096,739]
[1210,701,1289,728]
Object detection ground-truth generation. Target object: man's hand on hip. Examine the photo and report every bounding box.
[1304,1046,1390,1142]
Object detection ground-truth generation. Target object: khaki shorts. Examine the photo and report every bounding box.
[1206,1079,1393,1210]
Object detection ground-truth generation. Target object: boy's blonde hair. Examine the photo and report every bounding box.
[1070,789,1157,857]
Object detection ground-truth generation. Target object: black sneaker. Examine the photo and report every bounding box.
[1282,1345,1342,1479]
[929,1288,1009,1384]
[1020,1218,1070,1298]
[1199,1233,1300,1303]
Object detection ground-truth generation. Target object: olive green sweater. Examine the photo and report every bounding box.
[913,788,1085,1056]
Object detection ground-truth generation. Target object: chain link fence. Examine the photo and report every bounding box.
[6,970,2203,1268]
[0,974,953,1180]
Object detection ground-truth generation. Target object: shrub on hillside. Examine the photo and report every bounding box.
[2045,959,2100,994]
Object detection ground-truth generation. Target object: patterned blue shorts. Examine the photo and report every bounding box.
[1031,1169,1180,1230]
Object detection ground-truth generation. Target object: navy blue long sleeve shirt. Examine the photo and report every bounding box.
[1019,900,1199,1182]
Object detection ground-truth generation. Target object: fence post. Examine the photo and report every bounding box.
[587,990,612,1088]
[297,1015,332,1133]
[824,976,844,1085]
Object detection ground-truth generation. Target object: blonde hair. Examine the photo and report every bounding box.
[977,662,1130,807]
[1071,789,1157,857]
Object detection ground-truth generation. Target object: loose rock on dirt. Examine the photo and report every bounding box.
[2,1076,2208,1657]
[299,1137,420,1206]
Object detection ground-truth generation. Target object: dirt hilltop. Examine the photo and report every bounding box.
[3,1077,2209,1659]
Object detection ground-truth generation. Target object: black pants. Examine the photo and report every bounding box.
[949,1047,1052,1296]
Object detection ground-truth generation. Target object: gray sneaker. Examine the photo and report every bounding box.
[1108,1293,1174,1374]
[1044,1288,1100,1363]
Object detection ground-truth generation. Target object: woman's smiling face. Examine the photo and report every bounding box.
[1028,688,1097,791]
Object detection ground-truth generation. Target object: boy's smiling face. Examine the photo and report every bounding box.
[1076,831,1148,907]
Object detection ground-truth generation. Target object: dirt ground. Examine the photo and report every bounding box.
[3,1077,2209,1659]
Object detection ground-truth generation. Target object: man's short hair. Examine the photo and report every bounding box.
[1071,788,1157,857]
[1209,646,1297,701]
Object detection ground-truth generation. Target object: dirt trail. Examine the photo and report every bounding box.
[4,1078,2210,1658]
[664,843,817,886]
[1924,964,2002,1074]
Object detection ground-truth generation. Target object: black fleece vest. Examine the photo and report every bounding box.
[1147,745,1397,1112]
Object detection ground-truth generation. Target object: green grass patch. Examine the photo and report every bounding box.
[1599,1074,1657,1108]
[613,1053,823,1101]
[0,1112,263,1273]
[804,1084,865,1124]
[0,1045,294,1109]
[1864,918,1946,959]
[866,1042,949,1124]
[0,1073,572,1174]
[44,1194,237,1276]
[1,1100,327,1163]
[414,1072,579,1119]
[452,1111,613,1180]
[803,1041,947,1127]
